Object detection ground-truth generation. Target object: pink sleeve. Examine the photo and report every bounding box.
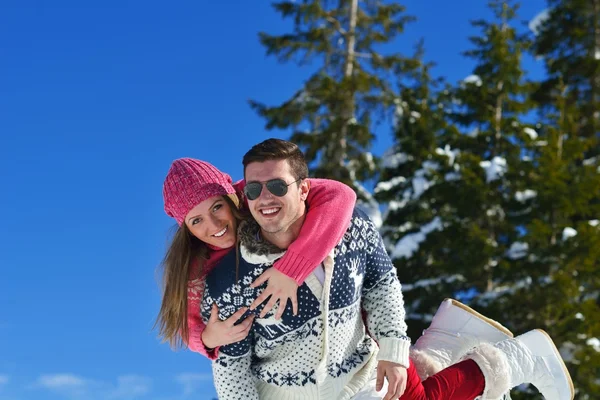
[186,294,220,360]
[273,178,356,284]
[185,260,220,359]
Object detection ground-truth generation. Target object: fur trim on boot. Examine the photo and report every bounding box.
[410,348,444,381]
[462,343,511,400]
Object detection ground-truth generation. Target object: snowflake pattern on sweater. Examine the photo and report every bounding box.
[201,208,410,400]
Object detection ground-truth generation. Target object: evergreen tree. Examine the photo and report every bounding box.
[503,1,600,397]
[531,0,600,158]
[250,0,417,201]
[377,0,533,345]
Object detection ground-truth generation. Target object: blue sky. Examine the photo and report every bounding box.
[0,1,546,399]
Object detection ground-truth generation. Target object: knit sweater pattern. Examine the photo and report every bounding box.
[201,208,410,400]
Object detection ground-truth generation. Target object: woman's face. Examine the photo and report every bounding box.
[184,195,237,249]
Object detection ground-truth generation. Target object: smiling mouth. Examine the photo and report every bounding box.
[260,207,281,217]
[212,226,228,237]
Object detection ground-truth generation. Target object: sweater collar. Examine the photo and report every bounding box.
[238,218,285,264]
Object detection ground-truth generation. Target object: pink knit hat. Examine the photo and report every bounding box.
[163,158,236,226]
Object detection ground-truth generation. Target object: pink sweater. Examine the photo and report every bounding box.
[185,178,356,358]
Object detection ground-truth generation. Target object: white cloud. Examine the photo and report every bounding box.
[33,374,94,399]
[37,374,87,389]
[34,373,151,399]
[175,373,213,396]
[109,375,151,399]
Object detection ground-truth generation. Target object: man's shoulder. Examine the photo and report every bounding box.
[348,207,378,232]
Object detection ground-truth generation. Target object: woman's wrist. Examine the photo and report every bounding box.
[201,330,216,349]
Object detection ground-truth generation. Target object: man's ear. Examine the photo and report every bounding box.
[299,178,310,201]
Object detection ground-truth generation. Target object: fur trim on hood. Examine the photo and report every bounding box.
[238,218,285,264]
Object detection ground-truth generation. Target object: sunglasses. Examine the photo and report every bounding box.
[244,178,303,201]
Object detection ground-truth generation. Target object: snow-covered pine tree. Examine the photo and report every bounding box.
[375,46,462,339]
[249,0,418,213]
[498,1,600,397]
[377,0,533,342]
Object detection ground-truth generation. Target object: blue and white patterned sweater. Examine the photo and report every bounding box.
[201,208,410,400]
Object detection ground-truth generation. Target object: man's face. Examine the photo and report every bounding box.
[244,159,309,235]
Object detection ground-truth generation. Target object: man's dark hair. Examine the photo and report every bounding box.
[243,138,309,181]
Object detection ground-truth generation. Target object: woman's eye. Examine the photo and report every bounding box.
[192,218,202,225]
[213,204,222,212]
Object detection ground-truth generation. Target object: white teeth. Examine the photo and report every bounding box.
[213,227,227,237]
[261,208,279,215]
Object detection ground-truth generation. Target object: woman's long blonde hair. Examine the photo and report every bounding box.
[155,193,243,349]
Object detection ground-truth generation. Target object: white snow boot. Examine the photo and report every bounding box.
[410,298,513,380]
[463,329,574,400]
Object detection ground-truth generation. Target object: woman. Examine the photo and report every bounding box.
[158,156,573,400]
[156,157,357,358]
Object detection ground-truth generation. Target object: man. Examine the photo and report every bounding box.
[200,139,573,400]
[201,138,410,399]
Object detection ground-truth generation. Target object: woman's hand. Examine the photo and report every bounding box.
[201,304,254,349]
[250,268,299,319]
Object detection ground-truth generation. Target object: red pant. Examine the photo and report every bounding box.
[400,359,485,400]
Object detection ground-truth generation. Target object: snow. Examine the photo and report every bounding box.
[350,167,382,229]
[391,217,443,259]
[363,152,376,171]
[590,220,599,227]
[398,221,414,233]
[587,338,600,352]
[595,48,600,60]
[534,140,548,146]
[515,189,537,202]
[480,156,507,182]
[523,127,538,140]
[435,144,459,165]
[388,200,406,211]
[463,74,482,87]
[375,176,406,193]
[575,313,585,320]
[467,127,479,137]
[478,276,532,303]
[560,341,577,362]
[506,241,529,259]
[562,227,577,240]
[402,274,464,292]
[583,156,597,166]
[382,148,410,169]
[357,200,382,229]
[410,111,421,119]
[529,9,549,35]
[445,172,461,181]
[412,176,432,199]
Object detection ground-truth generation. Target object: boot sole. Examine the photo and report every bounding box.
[534,329,575,400]
[446,298,514,338]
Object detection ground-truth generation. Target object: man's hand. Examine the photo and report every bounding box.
[376,360,408,400]
[249,268,299,319]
